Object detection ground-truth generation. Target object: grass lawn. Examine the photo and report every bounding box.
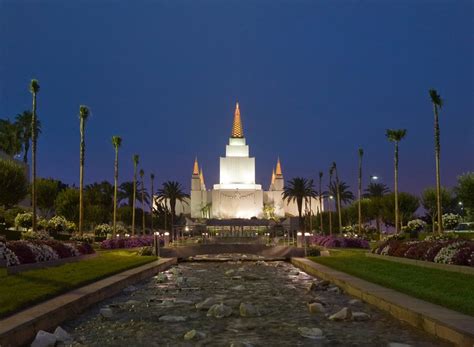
[309,249,474,317]
[0,250,156,318]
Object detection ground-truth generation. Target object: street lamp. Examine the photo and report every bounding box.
[153,231,160,257]
[370,175,379,181]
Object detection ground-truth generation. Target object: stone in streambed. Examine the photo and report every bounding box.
[207,303,232,318]
[329,307,352,321]
[239,302,260,317]
[298,327,323,339]
[308,302,325,314]
[352,312,370,321]
[31,330,57,347]
[54,326,73,344]
[99,308,114,319]
[196,297,220,310]
[158,315,187,322]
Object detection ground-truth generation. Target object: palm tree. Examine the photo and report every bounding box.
[157,181,189,241]
[358,148,364,234]
[318,171,324,232]
[282,177,316,231]
[78,105,90,235]
[0,119,22,156]
[364,182,390,234]
[329,181,355,205]
[330,162,343,232]
[150,173,155,233]
[429,89,444,234]
[30,79,40,232]
[140,169,146,234]
[386,129,407,233]
[328,168,333,235]
[15,111,40,164]
[112,136,122,235]
[132,154,139,235]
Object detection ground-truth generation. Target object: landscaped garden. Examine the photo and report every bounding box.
[309,249,474,316]
[0,250,156,318]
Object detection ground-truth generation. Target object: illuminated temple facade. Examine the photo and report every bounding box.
[184,103,323,220]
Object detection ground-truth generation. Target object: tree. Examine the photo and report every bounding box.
[139,168,146,233]
[454,172,474,221]
[328,181,355,205]
[429,89,444,233]
[157,181,189,241]
[364,182,390,233]
[421,187,456,232]
[55,188,80,223]
[112,136,122,234]
[328,167,334,235]
[15,111,41,164]
[36,178,65,216]
[150,173,155,232]
[330,162,343,232]
[386,128,407,233]
[0,159,28,208]
[382,192,419,227]
[318,171,324,232]
[30,79,40,232]
[357,148,363,234]
[0,119,21,157]
[283,177,316,231]
[78,105,90,234]
[132,154,139,235]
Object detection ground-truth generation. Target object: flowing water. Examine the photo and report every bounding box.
[64,257,449,346]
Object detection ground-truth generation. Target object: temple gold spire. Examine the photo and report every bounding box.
[193,157,199,175]
[275,157,282,176]
[271,168,276,184]
[231,102,244,138]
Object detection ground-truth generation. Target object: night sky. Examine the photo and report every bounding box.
[1,1,473,195]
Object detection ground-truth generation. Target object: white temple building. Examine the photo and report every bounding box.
[172,102,323,220]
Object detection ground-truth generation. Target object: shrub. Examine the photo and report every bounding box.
[21,230,52,241]
[100,235,163,249]
[308,235,369,249]
[442,213,462,230]
[15,212,34,229]
[406,219,427,232]
[70,233,95,244]
[95,223,113,237]
[47,215,69,232]
[137,246,154,256]
[0,158,28,207]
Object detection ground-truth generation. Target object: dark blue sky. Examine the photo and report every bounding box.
[1,0,473,195]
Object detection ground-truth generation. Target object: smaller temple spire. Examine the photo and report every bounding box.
[275,157,283,176]
[271,168,276,184]
[193,157,199,175]
[200,168,205,185]
[231,102,244,138]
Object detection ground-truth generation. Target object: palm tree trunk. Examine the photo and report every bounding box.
[23,141,29,164]
[394,142,399,233]
[150,178,154,233]
[318,179,323,233]
[132,164,137,236]
[31,93,37,233]
[433,105,443,234]
[335,171,342,233]
[113,147,119,235]
[141,179,145,233]
[358,153,362,233]
[79,117,85,235]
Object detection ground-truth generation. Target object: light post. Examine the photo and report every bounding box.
[154,231,160,257]
[329,195,334,235]
[163,231,170,247]
[370,175,379,181]
[304,232,310,257]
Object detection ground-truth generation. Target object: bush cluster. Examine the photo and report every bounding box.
[372,239,474,266]
[308,235,369,249]
[100,235,163,250]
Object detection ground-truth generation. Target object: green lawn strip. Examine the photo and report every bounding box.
[308,249,474,317]
[0,250,156,318]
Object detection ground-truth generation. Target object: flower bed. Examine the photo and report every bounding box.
[309,235,369,249]
[0,240,94,267]
[372,239,474,266]
[100,235,164,250]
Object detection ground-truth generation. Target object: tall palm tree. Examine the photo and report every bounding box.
[15,111,41,164]
[328,168,333,235]
[358,148,364,234]
[364,182,390,234]
[140,169,145,234]
[132,154,139,235]
[78,105,90,235]
[429,89,444,234]
[282,177,316,231]
[157,181,189,241]
[30,79,40,232]
[112,136,122,235]
[329,181,355,205]
[318,171,323,232]
[386,129,407,233]
[330,162,343,232]
[150,173,155,233]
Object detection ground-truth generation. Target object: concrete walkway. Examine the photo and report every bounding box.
[291,257,474,347]
[0,258,177,347]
